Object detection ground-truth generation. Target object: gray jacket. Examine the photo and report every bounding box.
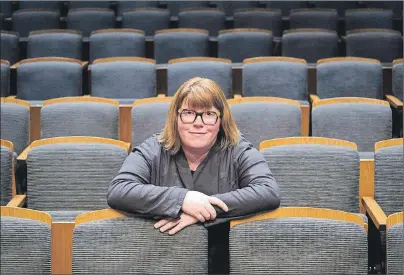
[107,133,280,227]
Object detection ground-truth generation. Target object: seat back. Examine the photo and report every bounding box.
[89,29,145,63]
[12,9,60,37]
[229,208,368,275]
[168,57,232,98]
[19,1,61,11]
[167,1,209,17]
[17,57,82,100]
[122,8,170,37]
[73,209,208,274]
[229,98,301,148]
[345,8,393,31]
[234,8,282,37]
[116,1,159,16]
[0,98,30,154]
[392,59,403,101]
[317,57,383,99]
[1,59,10,97]
[312,98,392,152]
[218,29,273,63]
[41,97,120,139]
[0,31,20,65]
[215,1,258,17]
[178,8,226,37]
[1,207,52,274]
[154,28,209,64]
[22,137,129,211]
[0,140,14,206]
[386,212,403,275]
[243,57,308,100]
[260,138,360,213]
[27,30,83,60]
[91,57,156,99]
[67,8,115,37]
[290,8,338,31]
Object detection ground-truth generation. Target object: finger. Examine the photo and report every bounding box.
[154,218,172,229]
[205,203,217,220]
[200,208,211,221]
[195,213,205,222]
[168,222,187,235]
[160,219,180,233]
[208,197,229,212]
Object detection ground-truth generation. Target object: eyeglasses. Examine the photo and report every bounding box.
[178,108,220,125]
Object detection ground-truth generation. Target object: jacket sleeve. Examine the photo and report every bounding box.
[205,142,281,227]
[107,137,188,219]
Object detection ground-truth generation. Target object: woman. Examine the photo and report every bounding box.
[108,76,280,230]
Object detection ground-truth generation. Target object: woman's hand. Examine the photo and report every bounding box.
[181,191,228,222]
[154,213,199,235]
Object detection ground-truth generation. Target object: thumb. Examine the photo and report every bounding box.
[208,196,229,212]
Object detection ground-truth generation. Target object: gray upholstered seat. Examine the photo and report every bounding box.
[67,8,115,37]
[154,29,210,64]
[242,57,308,101]
[386,216,403,275]
[131,101,171,147]
[229,101,301,148]
[234,9,282,37]
[178,8,226,37]
[40,98,120,139]
[122,8,170,37]
[1,210,51,274]
[218,29,273,63]
[282,28,338,63]
[167,58,232,98]
[91,58,156,99]
[346,29,403,63]
[25,140,129,220]
[0,99,30,154]
[16,58,82,100]
[68,1,111,9]
[12,9,60,37]
[290,8,338,31]
[392,59,403,101]
[312,1,359,18]
[215,1,258,17]
[0,31,20,65]
[312,101,392,153]
[266,1,307,16]
[230,213,368,274]
[72,212,208,274]
[116,1,159,17]
[0,1,13,18]
[1,140,13,206]
[89,29,145,63]
[316,57,383,99]
[166,1,209,18]
[345,9,393,31]
[27,30,83,60]
[1,60,10,97]
[18,1,61,10]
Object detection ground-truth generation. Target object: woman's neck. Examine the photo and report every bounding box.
[182,146,211,171]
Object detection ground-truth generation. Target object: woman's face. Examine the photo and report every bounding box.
[177,101,221,152]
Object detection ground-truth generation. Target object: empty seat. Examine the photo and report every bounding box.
[154,28,209,64]
[89,29,145,63]
[1,59,10,97]
[282,28,338,63]
[242,57,308,101]
[12,9,60,37]
[68,1,111,9]
[16,57,83,100]
[234,8,282,37]
[312,98,392,154]
[0,31,20,65]
[228,98,302,148]
[91,57,156,99]
[345,9,394,31]
[365,1,403,19]
[72,209,208,273]
[19,1,61,11]
[41,97,120,139]
[131,97,172,147]
[266,1,307,16]
[386,212,403,275]
[290,8,338,31]
[218,29,273,63]
[27,30,83,60]
[0,1,13,18]
[18,137,129,221]
[116,1,159,17]
[346,29,403,63]
[229,208,368,274]
[67,8,115,37]
[178,8,226,37]
[168,57,232,98]
[316,57,383,99]
[313,1,359,18]
[392,59,403,102]
[1,140,14,206]
[166,1,209,18]
[121,8,170,37]
[0,98,30,154]
[215,1,258,17]
[1,207,52,274]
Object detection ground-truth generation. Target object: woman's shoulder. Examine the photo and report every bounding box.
[132,134,164,160]
[230,132,255,159]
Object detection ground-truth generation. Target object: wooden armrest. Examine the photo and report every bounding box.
[157,94,166,98]
[81,61,88,68]
[233,94,242,99]
[362,197,387,230]
[52,222,75,274]
[385,94,403,108]
[17,145,31,161]
[6,194,26,207]
[6,95,16,99]
[310,94,320,103]
[10,61,21,69]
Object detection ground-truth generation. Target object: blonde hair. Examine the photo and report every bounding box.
[159,77,239,154]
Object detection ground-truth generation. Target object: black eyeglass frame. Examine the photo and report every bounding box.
[178,108,221,125]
